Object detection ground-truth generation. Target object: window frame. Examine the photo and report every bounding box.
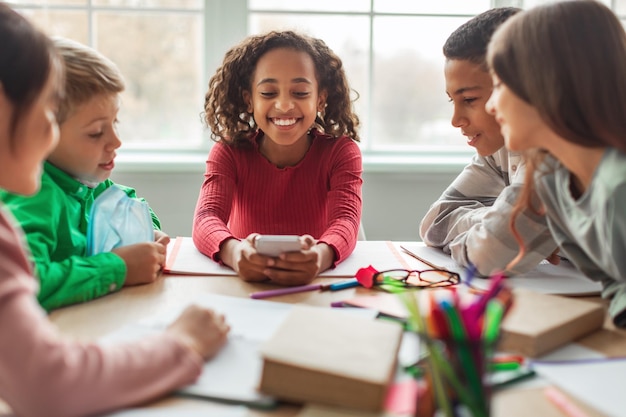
[12,0,558,174]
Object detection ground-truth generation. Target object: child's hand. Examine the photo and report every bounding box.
[154,230,170,246]
[221,234,269,282]
[546,248,561,265]
[263,236,334,286]
[154,230,170,262]
[166,305,230,360]
[112,242,166,286]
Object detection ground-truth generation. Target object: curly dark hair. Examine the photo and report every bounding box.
[203,30,360,146]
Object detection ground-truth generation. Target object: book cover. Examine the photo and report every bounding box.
[499,289,605,357]
[259,306,403,412]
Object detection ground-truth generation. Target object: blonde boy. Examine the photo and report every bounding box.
[0,38,168,311]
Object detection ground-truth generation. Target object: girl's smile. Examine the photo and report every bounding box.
[271,117,299,128]
[244,47,327,167]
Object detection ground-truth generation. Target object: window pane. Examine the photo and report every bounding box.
[249,14,370,146]
[18,9,88,43]
[93,0,201,8]
[95,12,204,148]
[250,0,369,13]
[9,0,86,5]
[14,1,624,153]
[371,16,468,151]
[522,0,610,8]
[375,0,490,15]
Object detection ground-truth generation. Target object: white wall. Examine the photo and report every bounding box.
[110,168,459,241]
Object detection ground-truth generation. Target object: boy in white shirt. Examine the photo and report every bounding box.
[419,8,557,276]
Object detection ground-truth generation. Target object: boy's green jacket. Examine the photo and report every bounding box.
[0,162,161,312]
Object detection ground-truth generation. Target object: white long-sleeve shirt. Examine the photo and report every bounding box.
[420,147,556,276]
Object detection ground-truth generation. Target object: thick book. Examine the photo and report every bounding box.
[259,305,403,412]
[499,289,605,357]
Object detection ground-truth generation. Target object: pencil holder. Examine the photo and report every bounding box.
[386,272,511,417]
[416,334,496,417]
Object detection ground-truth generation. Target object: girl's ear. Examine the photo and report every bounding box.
[317,90,328,112]
[242,90,253,113]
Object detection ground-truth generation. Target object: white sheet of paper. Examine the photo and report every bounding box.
[532,358,626,417]
[397,331,421,368]
[101,294,294,407]
[397,243,602,296]
[164,237,236,276]
[536,343,606,362]
[322,240,431,276]
[101,294,378,409]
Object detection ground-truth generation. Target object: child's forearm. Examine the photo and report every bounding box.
[219,237,240,271]
[314,242,335,273]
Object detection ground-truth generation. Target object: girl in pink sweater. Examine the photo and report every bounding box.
[193,31,363,286]
[0,5,229,417]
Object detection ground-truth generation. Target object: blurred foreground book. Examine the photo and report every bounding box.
[259,306,403,412]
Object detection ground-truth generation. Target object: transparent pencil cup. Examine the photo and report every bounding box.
[415,334,495,417]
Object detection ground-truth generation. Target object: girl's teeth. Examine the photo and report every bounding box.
[274,118,296,126]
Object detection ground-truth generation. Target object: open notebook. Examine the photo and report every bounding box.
[101,294,290,408]
[165,237,601,295]
[164,237,422,278]
[531,357,626,417]
[101,294,378,409]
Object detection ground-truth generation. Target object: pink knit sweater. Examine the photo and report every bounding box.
[192,130,363,266]
[0,206,202,417]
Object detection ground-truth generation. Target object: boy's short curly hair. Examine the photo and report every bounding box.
[443,7,520,70]
[52,37,125,124]
[204,30,359,146]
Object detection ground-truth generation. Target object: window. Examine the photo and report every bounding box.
[8,0,620,158]
[13,0,207,150]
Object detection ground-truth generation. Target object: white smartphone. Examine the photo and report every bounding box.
[255,235,303,257]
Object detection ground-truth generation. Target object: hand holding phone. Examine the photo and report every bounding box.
[254,235,304,257]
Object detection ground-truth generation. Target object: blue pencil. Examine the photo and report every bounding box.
[327,278,360,291]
